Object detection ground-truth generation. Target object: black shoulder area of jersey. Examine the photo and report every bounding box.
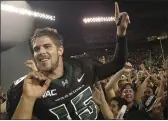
[64,54,103,84]
[6,75,26,119]
[7,75,26,97]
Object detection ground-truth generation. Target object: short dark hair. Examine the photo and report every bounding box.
[29,27,63,54]
[111,96,126,109]
[121,83,135,94]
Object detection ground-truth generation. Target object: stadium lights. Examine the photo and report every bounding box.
[157,36,167,40]
[147,35,168,41]
[1,3,55,21]
[83,16,115,24]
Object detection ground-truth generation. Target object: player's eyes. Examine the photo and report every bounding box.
[44,44,52,49]
[34,47,40,52]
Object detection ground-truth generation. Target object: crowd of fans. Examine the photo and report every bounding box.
[96,47,168,119]
[1,47,168,120]
[99,46,164,69]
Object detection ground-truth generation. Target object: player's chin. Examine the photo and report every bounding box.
[40,66,52,72]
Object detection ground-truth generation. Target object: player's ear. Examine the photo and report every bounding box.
[58,45,64,56]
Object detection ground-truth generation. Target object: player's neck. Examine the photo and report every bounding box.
[44,56,64,80]
[50,64,64,80]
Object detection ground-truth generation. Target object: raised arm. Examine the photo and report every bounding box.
[92,84,114,119]
[105,62,132,100]
[8,60,50,119]
[105,62,132,91]
[135,76,151,103]
[96,2,129,80]
[12,72,51,119]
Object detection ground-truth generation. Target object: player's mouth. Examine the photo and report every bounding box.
[40,58,49,62]
[38,56,50,62]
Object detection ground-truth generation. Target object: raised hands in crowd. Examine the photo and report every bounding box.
[93,57,168,119]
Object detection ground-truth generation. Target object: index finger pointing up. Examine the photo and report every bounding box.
[115,2,120,18]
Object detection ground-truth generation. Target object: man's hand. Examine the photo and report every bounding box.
[93,83,114,120]
[24,60,50,100]
[23,71,51,101]
[25,60,38,71]
[92,83,106,106]
[100,78,109,87]
[115,2,130,36]
[123,62,132,73]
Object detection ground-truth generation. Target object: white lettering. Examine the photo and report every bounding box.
[51,89,57,96]
[69,92,73,96]
[42,89,57,98]
[46,91,51,97]
[65,94,68,98]
[42,93,46,98]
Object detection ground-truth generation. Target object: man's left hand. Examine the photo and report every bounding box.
[115,2,130,36]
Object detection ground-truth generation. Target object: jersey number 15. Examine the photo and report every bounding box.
[49,87,98,120]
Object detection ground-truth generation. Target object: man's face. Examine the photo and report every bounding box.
[121,85,134,103]
[33,36,62,72]
[110,100,119,115]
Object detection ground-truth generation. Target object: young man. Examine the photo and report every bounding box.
[120,83,135,108]
[120,83,151,120]
[6,2,129,120]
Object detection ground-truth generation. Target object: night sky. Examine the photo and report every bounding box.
[28,1,168,40]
